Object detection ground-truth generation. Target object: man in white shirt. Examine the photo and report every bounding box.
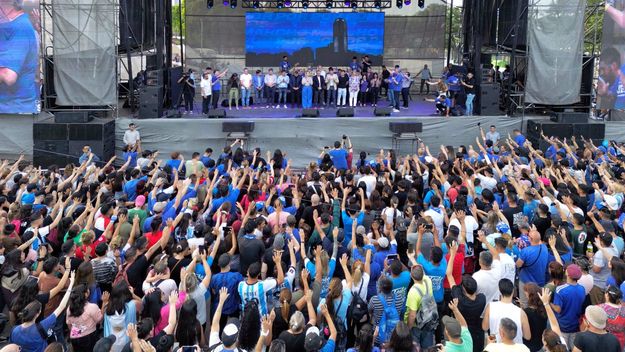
[200,70,213,115]
[123,123,140,147]
[423,195,445,241]
[478,231,516,283]
[240,68,253,108]
[357,165,376,198]
[449,211,479,257]
[473,251,501,309]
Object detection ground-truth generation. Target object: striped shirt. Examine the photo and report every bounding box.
[238,278,277,316]
[91,256,117,285]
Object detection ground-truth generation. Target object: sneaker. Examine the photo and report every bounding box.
[275,105,280,108]
[283,104,287,108]
[229,108,232,110]
[266,105,269,108]
[393,109,400,113]
[236,107,239,110]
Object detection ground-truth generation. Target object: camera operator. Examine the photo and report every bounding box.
[177,68,195,114]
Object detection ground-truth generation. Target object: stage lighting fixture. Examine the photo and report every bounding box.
[223,0,229,6]
[230,0,237,7]
[285,0,292,6]
[344,0,350,6]
[351,0,357,8]
[396,0,402,8]
[374,0,381,8]
[418,0,424,7]
[302,0,309,8]
[207,0,214,7]
[277,0,283,7]
[326,0,332,7]
[404,0,411,4]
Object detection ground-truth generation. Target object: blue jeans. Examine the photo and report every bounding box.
[327,87,337,107]
[278,87,288,105]
[255,87,263,104]
[411,327,434,350]
[388,89,396,108]
[466,93,475,115]
[302,86,313,108]
[337,88,347,106]
[241,87,251,106]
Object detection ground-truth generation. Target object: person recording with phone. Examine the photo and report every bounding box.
[178,69,196,114]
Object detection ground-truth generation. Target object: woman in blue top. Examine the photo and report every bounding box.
[11,271,74,352]
[303,228,338,298]
[319,253,353,351]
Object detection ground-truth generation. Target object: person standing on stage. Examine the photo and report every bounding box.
[348,69,360,107]
[337,69,349,107]
[200,70,212,115]
[227,73,240,110]
[325,67,338,107]
[302,70,313,109]
[239,68,252,109]
[417,64,432,95]
[401,71,413,109]
[446,71,462,109]
[276,70,290,108]
[381,65,390,97]
[280,55,291,73]
[313,70,326,107]
[290,69,302,108]
[359,72,369,106]
[388,67,402,112]
[211,68,228,109]
[462,71,476,116]
[349,56,361,72]
[178,69,195,114]
[361,55,372,74]
[369,72,381,107]
[253,70,264,107]
[264,68,277,108]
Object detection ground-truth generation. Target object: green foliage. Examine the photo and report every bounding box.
[584,0,604,54]
[172,0,186,37]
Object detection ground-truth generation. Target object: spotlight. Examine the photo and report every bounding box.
[302,0,309,8]
[285,0,292,6]
[277,0,283,7]
[207,0,214,7]
[252,0,259,7]
[396,0,402,8]
[230,0,237,7]
[404,0,410,4]
[223,0,229,5]
[351,0,357,8]
[374,0,380,8]
[344,0,350,6]
[326,0,332,7]
[418,0,424,7]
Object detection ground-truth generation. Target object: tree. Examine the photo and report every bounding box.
[446,5,463,63]
[172,0,186,38]
[584,0,604,54]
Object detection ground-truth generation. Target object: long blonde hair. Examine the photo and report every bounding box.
[351,260,364,286]
[279,288,292,322]
[320,251,330,276]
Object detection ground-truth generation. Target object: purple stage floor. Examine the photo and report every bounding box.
[177,98,439,119]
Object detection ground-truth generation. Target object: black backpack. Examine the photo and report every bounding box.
[347,279,369,324]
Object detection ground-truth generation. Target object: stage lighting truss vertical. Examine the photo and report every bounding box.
[241,0,390,8]
[39,0,119,116]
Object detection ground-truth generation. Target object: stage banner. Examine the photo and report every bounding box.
[0,0,40,114]
[597,1,625,110]
[525,0,586,105]
[52,0,117,106]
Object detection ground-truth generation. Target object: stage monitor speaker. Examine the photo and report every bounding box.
[145,70,164,86]
[53,111,94,124]
[389,122,423,134]
[222,122,254,133]
[526,120,541,140]
[572,123,606,140]
[336,108,354,117]
[374,107,393,116]
[208,109,226,119]
[302,108,319,117]
[69,120,115,141]
[538,123,575,139]
[33,122,68,140]
[168,67,183,108]
[139,103,163,119]
[550,112,588,124]
[480,84,502,115]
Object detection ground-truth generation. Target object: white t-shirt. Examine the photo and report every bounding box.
[493,253,516,283]
[200,77,213,96]
[123,130,140,146]
[484,343,530,352]
[342,272,370,302]
[424,208,445,240]
[240,73,253,88]
[473,267,502,308]
[449,216,479,246]
[358,175,377,198]
[476,173,497,191]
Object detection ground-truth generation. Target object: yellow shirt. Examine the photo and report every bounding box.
[404,275,433,322]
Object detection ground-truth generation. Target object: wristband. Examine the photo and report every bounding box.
[261,330,269,337]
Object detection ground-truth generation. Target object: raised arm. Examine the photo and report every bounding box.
[211,288,230,334]
[53,271,75,317]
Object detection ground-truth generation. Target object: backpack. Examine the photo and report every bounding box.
[347,279,368,324]
[413,280,439,330]
[377,293,400,343]
[321,296,347,344]
[113,258,134,286]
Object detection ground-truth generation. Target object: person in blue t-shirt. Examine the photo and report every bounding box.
[413,230,447,304]
[435,94,452,116]
[328,141,348,171]
[551,264,586,342]
[209,253,243,330]
[513,129,527,147]
[0,4,38,114]
[516,226,549,304]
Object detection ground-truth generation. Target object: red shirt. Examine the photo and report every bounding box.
[443,243,465,289]
[145,230,164,248]
[75,235,107,260]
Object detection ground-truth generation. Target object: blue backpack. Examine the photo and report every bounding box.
[378,293,400,343]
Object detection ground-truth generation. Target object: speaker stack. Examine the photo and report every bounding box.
[139,86,164,119]
[526,118,605,151]
[479,84,502,116]
[33,118,115,168]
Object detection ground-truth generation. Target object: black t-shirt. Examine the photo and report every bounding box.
[126,254,151,297]
[464,77,476,94]
[502,202,525,237]
[272,304,297,339]
[574,331,621,352]
[167,255,192,284]
[523,307,547,352]
[532,216,552,239]
[450,285,486,351]
[338,75,349,89]
[278,323,312,351]
[238,235,266,275]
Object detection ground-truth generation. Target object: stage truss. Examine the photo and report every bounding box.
[240,0,392,8]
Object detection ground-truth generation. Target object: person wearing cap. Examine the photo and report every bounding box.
[123,123,140,148]
[573,305,621,352]
[443,298,473,352]
[209,288,244,352]
[589,232,619,304]
[549,263,586,348]
[305,303,337,352]
[127,195,148,229]
[210,253,244,331]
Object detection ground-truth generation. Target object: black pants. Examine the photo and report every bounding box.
[393,90,401,110]
[370,87,379,105]
[381,81,389,96]
[313,89,325,106]
[265,86,276,105]
[292,88,301,106]
[420,79,430,94]
[436,103,448,115]
[435,301,446,344]
[183,92,193,112]
[70,330,100,352]
[359,91,367,105]
[202,96,211,114]
[401,87,410,107]
[212,90,221,109]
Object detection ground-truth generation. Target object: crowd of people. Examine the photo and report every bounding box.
[0,122,624,352]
